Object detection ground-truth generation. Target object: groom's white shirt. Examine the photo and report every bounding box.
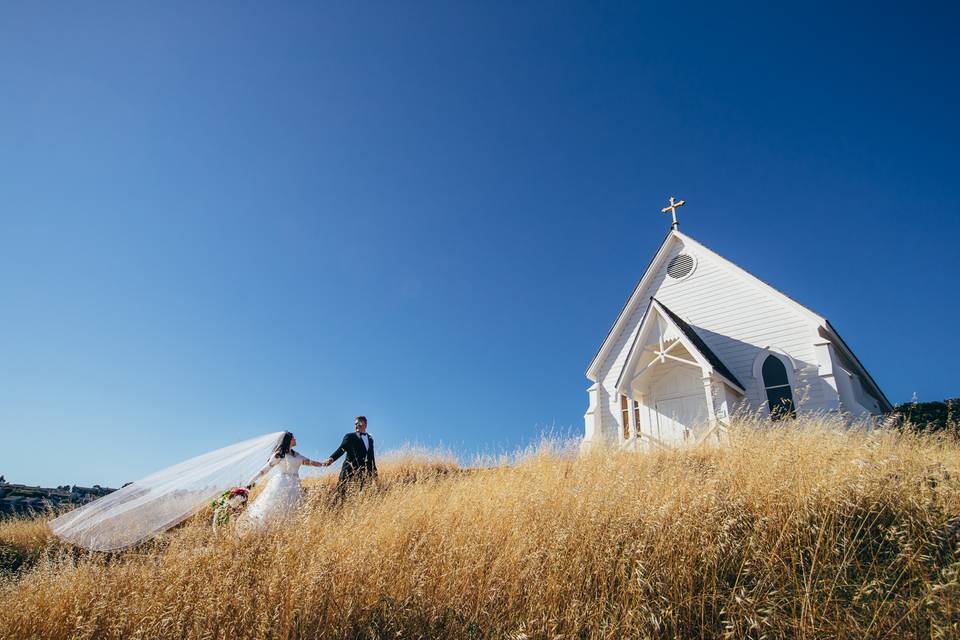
[358,433,369,450]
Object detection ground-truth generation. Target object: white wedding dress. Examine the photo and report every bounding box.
[241,451,306,527]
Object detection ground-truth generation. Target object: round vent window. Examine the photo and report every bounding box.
[666,253,695,280]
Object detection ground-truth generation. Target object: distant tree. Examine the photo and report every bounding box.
[891,398,959,434]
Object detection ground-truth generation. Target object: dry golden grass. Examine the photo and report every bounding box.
[2,417,959,639]
[0,515,53,577]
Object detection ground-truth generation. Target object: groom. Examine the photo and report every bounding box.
[323,415,378,497]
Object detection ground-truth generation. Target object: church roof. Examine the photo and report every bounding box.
[652,298,745,391]
[586,228,891,412]
[587,229,819,381]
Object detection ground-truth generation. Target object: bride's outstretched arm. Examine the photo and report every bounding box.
[247,456,280,487]
[301,456,326,468]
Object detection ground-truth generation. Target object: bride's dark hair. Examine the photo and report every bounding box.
[273,431,294,459]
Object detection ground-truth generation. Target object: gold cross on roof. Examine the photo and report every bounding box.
[661,196,685,230]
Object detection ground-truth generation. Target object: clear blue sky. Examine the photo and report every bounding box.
[2,3,957,486]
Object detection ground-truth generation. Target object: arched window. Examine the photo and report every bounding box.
[762,355,795,420]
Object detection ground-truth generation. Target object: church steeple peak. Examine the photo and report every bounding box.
[661,196,685,230]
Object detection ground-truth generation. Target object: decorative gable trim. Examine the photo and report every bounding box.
[614,298,746,395]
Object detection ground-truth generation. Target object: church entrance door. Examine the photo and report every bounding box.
[654,394,708,443]
[649,366,709,444]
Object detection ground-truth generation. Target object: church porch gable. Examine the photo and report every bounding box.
[614,299,743,447]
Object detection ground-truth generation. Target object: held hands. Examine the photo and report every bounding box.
[322,458,334,467]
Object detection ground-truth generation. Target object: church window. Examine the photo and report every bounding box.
[762,355,795,420]
[620,395,630,439]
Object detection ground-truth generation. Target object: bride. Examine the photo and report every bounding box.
[50,430,328,551]
[241,431,327,527]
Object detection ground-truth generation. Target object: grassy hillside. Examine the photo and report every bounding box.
[1,418,959,639]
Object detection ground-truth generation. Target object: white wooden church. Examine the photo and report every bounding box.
[582,198,890,450]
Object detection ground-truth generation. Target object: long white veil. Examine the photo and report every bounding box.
[50,431,285,552]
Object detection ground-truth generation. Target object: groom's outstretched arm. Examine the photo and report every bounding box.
[327,434,351,463]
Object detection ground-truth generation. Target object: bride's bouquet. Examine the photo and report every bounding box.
[211,487,250,529]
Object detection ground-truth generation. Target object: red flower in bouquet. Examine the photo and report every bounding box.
[212,486,251,529]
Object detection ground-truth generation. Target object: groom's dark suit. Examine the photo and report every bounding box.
[328,432,377,486]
